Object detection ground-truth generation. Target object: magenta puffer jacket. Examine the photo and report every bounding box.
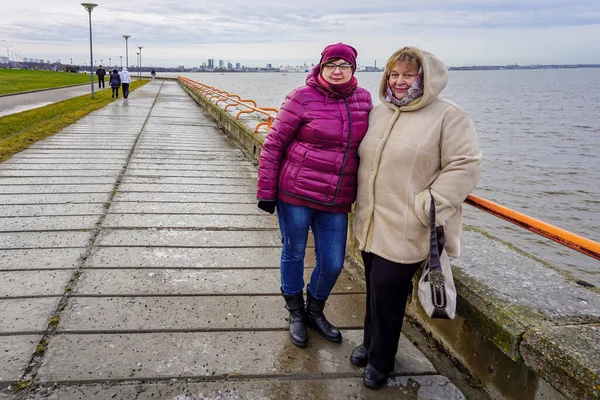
[257,70,373,209]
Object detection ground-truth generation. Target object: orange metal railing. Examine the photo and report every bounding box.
[465,194,600,261]
[178,76,278,133]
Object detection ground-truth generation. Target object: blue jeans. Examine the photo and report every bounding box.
[277,200,348,299]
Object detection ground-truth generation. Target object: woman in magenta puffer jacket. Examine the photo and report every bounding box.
[257,43,373,348]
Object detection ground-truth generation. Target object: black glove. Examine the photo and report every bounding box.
[258,200,276,214]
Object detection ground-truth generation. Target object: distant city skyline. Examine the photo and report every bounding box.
[1,0,599,68]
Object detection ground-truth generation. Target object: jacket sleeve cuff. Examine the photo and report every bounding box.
[414,190,431,227]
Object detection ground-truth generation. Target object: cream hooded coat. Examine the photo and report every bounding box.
[353,47,482,263]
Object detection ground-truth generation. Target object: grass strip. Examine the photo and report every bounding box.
[0,79,148,163]
[0,69,97,95]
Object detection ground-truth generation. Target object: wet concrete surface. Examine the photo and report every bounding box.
[0,81,464,399]
[0,85,99,117]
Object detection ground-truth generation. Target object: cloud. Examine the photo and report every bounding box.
[1,0,598,67]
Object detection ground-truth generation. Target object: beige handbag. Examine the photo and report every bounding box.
[417,191,457,319]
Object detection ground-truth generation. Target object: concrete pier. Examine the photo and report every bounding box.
[0,81,464,399]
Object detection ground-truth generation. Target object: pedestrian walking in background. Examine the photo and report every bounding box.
[352,46,482,389]
[120,67,131,99]
[151,69,156,80]
[257,43,373,348]
[95,65,106,89]
[109,68,121,98]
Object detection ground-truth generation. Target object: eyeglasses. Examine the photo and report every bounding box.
[323,63,353,72]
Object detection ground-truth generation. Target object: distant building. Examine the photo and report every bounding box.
[236,62,241,69]
[219,60,224,68]
[227,62,233,69]
[208,59,214,69]
[266,63,272,68]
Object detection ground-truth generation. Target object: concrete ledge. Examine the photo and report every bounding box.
[521,324,600,400]
[177,78,600,400]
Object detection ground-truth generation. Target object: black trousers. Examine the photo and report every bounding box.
[99,77,105,88]
[361,251,422,374]
[122,83,130,98]
[111,87,119,98]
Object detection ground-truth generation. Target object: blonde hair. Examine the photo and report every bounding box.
[385,47,421,73]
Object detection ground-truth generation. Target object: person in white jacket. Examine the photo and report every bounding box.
[119,67,132,99]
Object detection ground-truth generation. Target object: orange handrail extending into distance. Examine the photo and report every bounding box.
[178,76,278,133]
[465,194,600,261]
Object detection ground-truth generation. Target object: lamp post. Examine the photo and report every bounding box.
[109,57,111,67]
[120,55,122,68]
[1,44,13,68]
[122,35,130,69]
[137,46,143,79]
[81,3,98,99]
[136,52,139,78]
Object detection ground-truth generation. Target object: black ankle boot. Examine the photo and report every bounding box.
[305,292,342,343]
[282,291,308,348]
[350,344,368,367]
[363,363,388,390]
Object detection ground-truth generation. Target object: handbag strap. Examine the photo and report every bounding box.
[428,190,446,273]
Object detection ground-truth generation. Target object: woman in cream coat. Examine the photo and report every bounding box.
[351,46,482,389]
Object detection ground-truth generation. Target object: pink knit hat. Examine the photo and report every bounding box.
[320,42,358,70]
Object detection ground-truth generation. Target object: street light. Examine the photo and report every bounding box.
[1,44,13,68]
[136,52,139,78]
[81,3,98,99]
[120,55,122,68]
[122,35,130,69]
[138,46,143,79]
[109,57,111,67]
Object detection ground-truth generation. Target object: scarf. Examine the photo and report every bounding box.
[317,73,358,97]
[385,66,424,107]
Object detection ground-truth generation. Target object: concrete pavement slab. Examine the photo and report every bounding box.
[0,297,61,333]
[0,177,116,185]
[131,154,249,161]
[73,268,356,296]
[122,169,257,178]
[6,151,128,158]
[108,202,262,215]
[117,183,255,194]
[2,159,126,165]
[120,176,255,185]
[0,249,84,270]
[0,170,121,177]
[95,229,281,247]
[102,214,278,229]
[0,270,72,297]
[0,232,90,249]
[23,376,465,400]
[125,164,256,172]
[0,336,41,384]
[0,204,104,217]
[0,193,110,204]
[0,184,114,194]
[0,164,123,171]
[0,216,100,232]
[85,247,309,269]
[58,294,365,332]
[36,330,435,383]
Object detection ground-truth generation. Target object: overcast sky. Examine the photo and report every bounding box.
[1,0,599,68]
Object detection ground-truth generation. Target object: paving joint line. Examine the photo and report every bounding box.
[14,81,166,391]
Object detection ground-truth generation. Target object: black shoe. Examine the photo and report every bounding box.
[305,291,342,343]
[350,344,368,367]
[363,364,388,390]
[282,291,308,348]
